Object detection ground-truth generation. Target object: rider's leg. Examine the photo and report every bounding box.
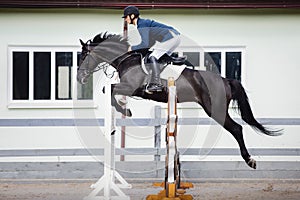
[146,56,163,93]
[146,34,181,93]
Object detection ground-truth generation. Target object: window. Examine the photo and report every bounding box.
[34,52,51,100]
[76,53,93,100]
[8,46,94,108]
[205,52,221,74]
[12,52,29,100]
[177,46,245,83]
[55,52,72,100]
[226,52,241,82]
[183,52,200,67]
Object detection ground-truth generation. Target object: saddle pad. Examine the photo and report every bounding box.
[160,64,186,81]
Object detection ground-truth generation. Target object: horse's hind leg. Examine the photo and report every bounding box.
[202,103,256,169]
[197,85,256,169]
[222,114,256,169]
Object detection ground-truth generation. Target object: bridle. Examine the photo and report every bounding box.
[78,34,139,80]
[78,40,118,79]
[78,40,100,73]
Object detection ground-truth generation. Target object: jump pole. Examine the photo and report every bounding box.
[146,77,193,200]
[84,83,131,200]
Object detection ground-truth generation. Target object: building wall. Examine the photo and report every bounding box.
[0,8,299,177]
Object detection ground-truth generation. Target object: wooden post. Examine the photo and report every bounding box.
[120,19,128,161]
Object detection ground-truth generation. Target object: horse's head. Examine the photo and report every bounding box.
[78,39,92,67]
[77,39,94,84]
[77,32,129,84]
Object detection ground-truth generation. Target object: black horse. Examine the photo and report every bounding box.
[77,32,281,169]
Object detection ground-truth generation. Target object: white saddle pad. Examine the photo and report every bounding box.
[141,60,186,81]
[160,64,186,81]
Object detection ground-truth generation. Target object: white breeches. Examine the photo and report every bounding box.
[149,32,181,60]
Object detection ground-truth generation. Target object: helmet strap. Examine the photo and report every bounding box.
[129,14,138,25]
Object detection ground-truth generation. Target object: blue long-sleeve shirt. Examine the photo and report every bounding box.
[131,18,180,51]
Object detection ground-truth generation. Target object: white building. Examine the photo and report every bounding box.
[0,1,299,179]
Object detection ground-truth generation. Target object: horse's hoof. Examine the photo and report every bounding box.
[247,158,257,169]
[117,98,128,107]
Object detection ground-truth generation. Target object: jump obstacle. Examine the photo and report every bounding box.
[146,77,193,200]
[84,77,193,199]
[84,83,132,200]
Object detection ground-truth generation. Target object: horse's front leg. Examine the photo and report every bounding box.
[110,84,132,117]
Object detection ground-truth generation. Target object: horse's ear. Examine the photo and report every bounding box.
[79,39,85,46]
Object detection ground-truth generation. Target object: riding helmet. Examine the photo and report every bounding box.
[122,6,140,18]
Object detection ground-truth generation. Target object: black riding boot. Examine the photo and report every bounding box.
[146,56,163,94]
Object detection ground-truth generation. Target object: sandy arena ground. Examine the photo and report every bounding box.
[0,179,299,200]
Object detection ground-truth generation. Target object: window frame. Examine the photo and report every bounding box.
[7,45,96,109]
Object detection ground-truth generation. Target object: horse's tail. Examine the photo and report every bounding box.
[229,79,282,136]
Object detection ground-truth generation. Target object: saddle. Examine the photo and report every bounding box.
[144,52,187,66]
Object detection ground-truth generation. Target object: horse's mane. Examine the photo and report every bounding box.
[89,32,129,64]
[92,32,127,45]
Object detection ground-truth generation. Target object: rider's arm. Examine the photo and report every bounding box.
[131,27,150,51]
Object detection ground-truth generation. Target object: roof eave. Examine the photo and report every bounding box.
[1,2,300,9]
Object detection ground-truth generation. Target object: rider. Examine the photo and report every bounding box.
[122,6,181,93]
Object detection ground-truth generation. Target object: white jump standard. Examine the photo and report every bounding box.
[84,83,131,200]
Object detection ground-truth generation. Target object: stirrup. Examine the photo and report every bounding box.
[171,55,187,65]
[145,83,163,94]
